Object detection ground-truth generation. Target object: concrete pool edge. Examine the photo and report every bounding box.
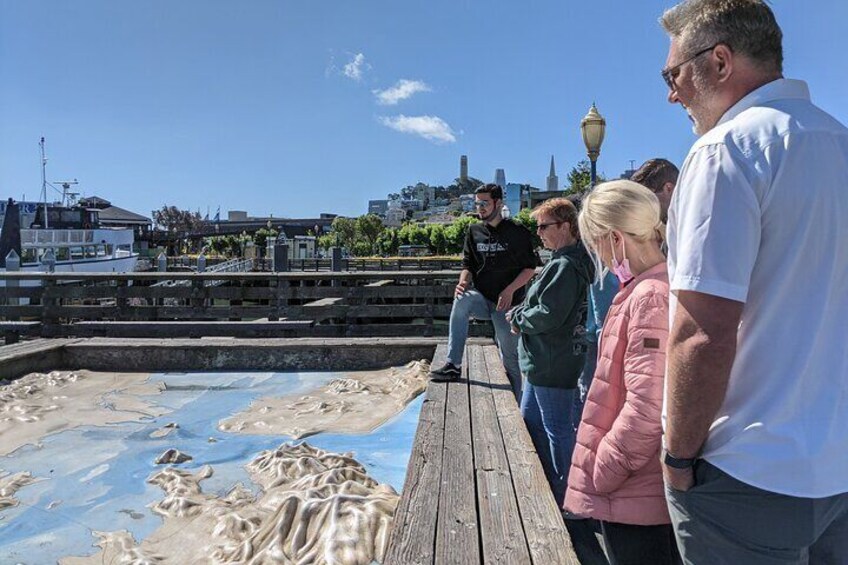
[0,337,493,380]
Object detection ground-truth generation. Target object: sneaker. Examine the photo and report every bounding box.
[429,362,461,382]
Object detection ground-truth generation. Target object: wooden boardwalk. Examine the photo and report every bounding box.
[386,344,579,565]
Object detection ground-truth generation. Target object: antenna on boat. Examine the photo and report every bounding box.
[40,137,49,228]
[54,180,79,206]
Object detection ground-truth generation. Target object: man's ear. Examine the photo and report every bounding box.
[713,44,734,82]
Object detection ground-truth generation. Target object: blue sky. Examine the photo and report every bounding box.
[2,1,846,219]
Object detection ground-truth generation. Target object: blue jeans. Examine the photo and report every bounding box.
[572,340,599,432]
[520,381,578,506]
[446,289,521,399]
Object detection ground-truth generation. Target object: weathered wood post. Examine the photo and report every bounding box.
[4,250,21,342]
[331,247,343,287]
[274,244,289,273]
[5,250,20,312]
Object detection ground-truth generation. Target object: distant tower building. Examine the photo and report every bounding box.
[460,155,468,183]
[546,155,559,191]
[494,168,506,188]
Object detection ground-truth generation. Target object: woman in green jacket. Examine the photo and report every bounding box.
[507,197,593,506]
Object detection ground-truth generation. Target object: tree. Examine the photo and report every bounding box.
[317,233,336,252]
[355,214,384,255]
[397,222,429,247]
[513,207,542,249]
[444,215,478,254]
[330,217,357,250]
[376,228,399,256]
[253,227,278,250]
[565,159,606,195]
[153,205,202,233]
[428,224,448,255]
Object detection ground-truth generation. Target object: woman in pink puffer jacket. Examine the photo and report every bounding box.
[565,180,681,565]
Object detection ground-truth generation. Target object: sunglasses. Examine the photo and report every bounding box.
[661,44,719,91]
[537,221,564,231]
[474,200,492,208]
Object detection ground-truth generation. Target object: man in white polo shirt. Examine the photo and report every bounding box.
[658,1,848,563]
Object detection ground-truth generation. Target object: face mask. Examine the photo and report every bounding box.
[609,232,634,284]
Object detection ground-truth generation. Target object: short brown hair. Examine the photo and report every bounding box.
[661,0,783,74]
[475,183,503,201]
[531,198,579,239]
[630,158,679,194]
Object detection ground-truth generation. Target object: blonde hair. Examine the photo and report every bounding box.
[578,180,665,282]
[530,197,579,239]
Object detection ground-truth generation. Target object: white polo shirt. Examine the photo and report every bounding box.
[667,79,848,497]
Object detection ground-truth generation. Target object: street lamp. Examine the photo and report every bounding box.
[580,103,606,188]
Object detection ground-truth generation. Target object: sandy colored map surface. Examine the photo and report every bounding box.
[0,370,164,457]
[0,470,43,511]
[218,360,429,439]
[61,442,399,565]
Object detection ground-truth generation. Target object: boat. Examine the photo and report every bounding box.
[0,138,139,283]
[0,198,139,282]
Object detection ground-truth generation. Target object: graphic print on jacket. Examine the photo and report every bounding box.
[461,219,538,306]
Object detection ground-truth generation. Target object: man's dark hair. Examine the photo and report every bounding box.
[475,183,503,201]
[630,158,680,193]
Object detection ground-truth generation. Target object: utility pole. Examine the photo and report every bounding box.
[40,137,49,228]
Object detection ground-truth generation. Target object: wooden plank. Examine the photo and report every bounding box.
[285,304,452,319]
[285,286,454,300]
[483,346,579,565]
[1,270,460,283]
[467,346,533,564]
[435,359,481,565]
[364,279,394,287]
[65,320,315,338]
[0,286,43,299]
[385,345,449,565]
[0,338,74,361]
[303,297,345,307]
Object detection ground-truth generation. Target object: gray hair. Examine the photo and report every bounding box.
[661,0,783,74]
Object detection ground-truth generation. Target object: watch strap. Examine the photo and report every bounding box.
[663,450,696,469]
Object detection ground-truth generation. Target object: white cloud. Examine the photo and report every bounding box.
[373,79,432,105]
[378,115,457,144]
[343,53,368,81]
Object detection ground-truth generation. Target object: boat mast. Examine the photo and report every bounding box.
[40,137,49,229]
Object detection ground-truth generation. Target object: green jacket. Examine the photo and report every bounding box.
[512,243,593,389]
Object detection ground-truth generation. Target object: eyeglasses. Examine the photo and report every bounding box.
[661,44,719,91]
[536,221,564,231]
[474,200,492,208]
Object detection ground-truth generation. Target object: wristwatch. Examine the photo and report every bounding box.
[663,450,697,469]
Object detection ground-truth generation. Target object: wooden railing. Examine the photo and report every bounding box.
[0,271,490,339]
[283,257,463,272]
[137,256,463,273]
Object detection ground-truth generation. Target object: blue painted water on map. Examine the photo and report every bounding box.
[0,371,423,564]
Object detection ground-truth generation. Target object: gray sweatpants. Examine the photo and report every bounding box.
[666,460,848,565]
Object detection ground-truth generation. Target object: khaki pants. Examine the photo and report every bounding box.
[666,460,848,565]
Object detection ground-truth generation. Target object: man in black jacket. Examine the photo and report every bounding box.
[430,184,537,399]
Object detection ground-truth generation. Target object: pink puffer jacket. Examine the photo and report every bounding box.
[564,262,670,525]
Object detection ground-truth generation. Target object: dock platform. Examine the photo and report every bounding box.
[386,344,579,564]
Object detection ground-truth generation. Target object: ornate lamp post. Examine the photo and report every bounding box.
[580,103,606,188]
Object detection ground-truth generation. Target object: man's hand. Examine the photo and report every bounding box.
[496,288,515,312]
[505,307,520,334]
[454,280,469,299]
[663,463,695,492]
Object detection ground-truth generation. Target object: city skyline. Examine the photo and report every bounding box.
[2,1,847,218]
